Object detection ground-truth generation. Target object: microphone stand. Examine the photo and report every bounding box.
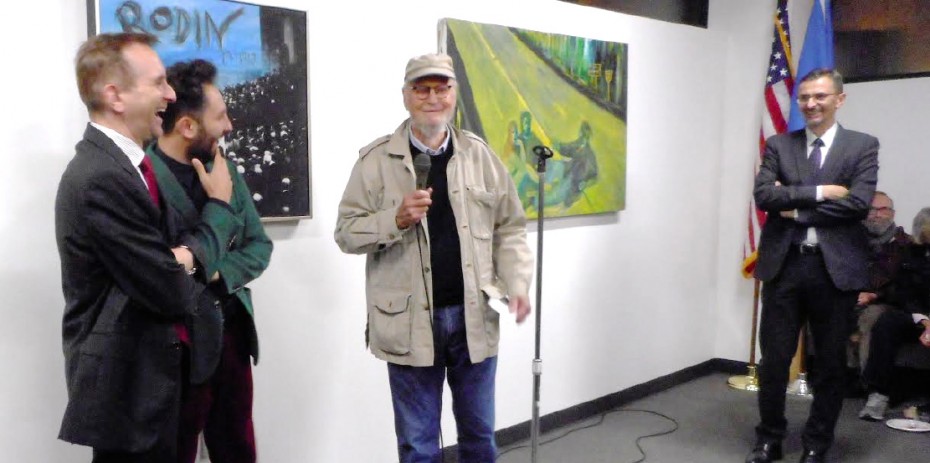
[530,145,553,463]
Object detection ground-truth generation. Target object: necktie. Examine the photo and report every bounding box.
[794,138,825,244]
[140,156,190,344]
[139,156,161,209]
[809,138,824,178]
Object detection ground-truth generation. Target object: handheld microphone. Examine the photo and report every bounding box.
[413,152,432,190]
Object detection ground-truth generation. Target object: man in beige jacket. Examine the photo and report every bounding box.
[335,52,533,462]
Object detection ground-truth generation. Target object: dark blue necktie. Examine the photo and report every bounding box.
[809,138,824,181]
[793,138,825,244]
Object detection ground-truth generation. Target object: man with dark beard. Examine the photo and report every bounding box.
[146,59,273,463]
[849,191,911,375]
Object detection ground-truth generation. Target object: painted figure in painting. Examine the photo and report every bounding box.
[505,112,599,211]
[556,120,599,207]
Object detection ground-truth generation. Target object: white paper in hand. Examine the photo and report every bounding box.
[482,284,510,314]
[487,296,510,314]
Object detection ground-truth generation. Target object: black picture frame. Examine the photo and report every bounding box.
[88,0,312,220]
[833,0,930,83]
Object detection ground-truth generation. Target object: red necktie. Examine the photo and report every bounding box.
[139,156,161,209]
[141,156,190,344]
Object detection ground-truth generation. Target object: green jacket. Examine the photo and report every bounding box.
[146,146,273,365]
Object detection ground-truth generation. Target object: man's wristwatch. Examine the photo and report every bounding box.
[178,245,197,275]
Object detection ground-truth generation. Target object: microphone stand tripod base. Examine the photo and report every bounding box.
[728,364,760,392]
[787,372,813,398]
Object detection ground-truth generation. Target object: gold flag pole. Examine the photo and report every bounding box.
[729,279,762,391]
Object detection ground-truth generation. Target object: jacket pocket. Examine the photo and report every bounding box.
[369,290,413,355]
[66,330,179,451]
[466,186,497,286]
[466,186,496,240]
[78,332,139,409]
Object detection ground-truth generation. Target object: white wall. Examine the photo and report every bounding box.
[11,0,910,462]
[841,77,930,228]
[707,0,775,364]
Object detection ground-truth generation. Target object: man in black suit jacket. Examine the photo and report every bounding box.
[55,33,238,462]
[746,69,879,463]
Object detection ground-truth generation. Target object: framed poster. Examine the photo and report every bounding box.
[441,18,628,218]
[88,0,311,220]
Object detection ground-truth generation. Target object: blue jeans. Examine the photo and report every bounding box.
[388,304,498,463]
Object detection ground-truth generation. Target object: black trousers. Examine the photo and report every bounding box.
[756,248,857,452]
[862,309,923,395]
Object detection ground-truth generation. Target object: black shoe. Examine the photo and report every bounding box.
[798,448,825,463]
[745,441,783,463]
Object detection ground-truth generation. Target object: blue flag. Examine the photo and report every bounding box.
[787,0,834,131]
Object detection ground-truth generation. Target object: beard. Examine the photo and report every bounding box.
[412,120,449,140]
[188,132,215,164]
[864,218,893,236]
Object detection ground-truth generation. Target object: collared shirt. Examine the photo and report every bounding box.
[805,122,838,169]
[90,122,150,190]
[408,124,450,156]
[801,122,839,244]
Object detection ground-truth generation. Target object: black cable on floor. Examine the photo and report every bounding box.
[621,409,679,463]
[496,408,679,463]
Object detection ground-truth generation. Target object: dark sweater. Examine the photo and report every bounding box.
[411,143,464,308]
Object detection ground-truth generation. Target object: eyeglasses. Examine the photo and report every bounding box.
[796,93,836,104]
[409,84,454,100]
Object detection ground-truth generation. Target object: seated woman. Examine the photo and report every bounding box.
[859,207,930,421]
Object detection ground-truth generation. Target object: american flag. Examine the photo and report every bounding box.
[742,0,793,277]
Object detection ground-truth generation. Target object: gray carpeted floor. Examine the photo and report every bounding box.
[497,373,928,463]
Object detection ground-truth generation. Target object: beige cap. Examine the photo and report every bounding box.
[404,53,456,83]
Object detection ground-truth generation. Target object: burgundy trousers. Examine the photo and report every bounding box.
[177,311,256,463]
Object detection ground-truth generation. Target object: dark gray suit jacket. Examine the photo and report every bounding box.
[753,126,879,291]
[55,124,239,452]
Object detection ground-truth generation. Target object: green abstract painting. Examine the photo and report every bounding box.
[442,18,628,218]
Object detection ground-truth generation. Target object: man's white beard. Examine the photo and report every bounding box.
[413,122,447,140]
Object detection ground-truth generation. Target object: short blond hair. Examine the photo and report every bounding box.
[75,33,158,112]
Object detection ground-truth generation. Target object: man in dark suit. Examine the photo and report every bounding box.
[55,33,238,462]
[146,59,272,463]
[746,68,879,463]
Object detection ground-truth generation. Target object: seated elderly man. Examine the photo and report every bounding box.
[859,207,930,421]
[848,192,911,374]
